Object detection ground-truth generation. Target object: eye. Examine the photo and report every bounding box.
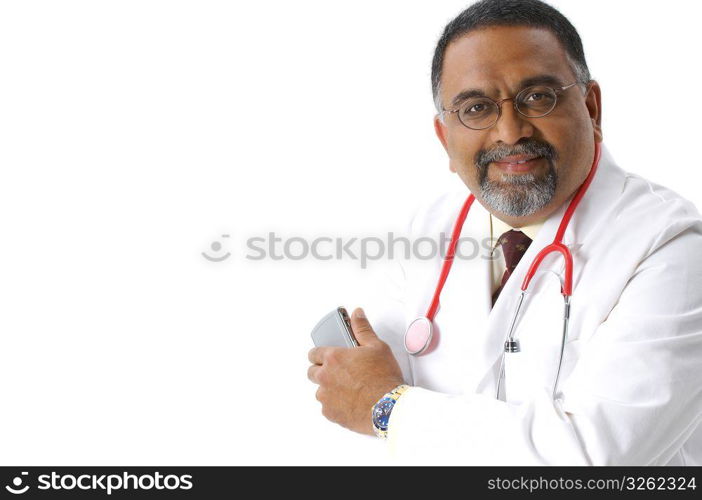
[468,103,486,113]
[518,87,557,113]
[520,87,556,105]
[525,92,548,102]
[459,98,494,119]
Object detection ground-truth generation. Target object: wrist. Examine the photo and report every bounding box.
[370,384,411,439]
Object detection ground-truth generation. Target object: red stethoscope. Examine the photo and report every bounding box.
[404,142,602,398]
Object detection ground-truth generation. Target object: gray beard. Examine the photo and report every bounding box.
[479,163,557,217]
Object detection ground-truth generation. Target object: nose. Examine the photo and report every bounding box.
[490,99,534,145]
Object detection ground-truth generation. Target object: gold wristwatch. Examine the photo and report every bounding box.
[371,384,410,439]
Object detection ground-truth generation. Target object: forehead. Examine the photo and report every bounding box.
[441,25,575,99]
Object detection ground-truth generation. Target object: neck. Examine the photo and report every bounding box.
[490,210,550,229]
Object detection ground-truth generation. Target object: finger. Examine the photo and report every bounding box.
[350,307,379,346]
[308,347,325,365]
[307,364,321,384]
[307,347,322,365]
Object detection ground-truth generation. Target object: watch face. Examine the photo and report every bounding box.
[372,397,396,431]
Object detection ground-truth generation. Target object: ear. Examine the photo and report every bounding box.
[584,80,603,143]
[434,115,456,172]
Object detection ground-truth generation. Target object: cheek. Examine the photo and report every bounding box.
[541,117,594,187]
[445,131,481,177]
[548,107,593,155]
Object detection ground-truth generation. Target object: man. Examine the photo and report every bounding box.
[307,0,702,465]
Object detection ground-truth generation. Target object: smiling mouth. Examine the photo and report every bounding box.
[492,155,544,173]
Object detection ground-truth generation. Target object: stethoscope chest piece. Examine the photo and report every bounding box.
[404,316,434,355]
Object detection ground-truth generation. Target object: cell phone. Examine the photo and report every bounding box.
[310,306,358,348]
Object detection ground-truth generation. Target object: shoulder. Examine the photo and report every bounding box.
[614,168,702,254]
[585,146,702,258]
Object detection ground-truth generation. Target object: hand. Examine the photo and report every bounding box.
[307,307,405,435]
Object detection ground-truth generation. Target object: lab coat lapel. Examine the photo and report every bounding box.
[416,193,492,394]
[559,145,626,257]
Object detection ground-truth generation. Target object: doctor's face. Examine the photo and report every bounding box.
[434,25,602,224]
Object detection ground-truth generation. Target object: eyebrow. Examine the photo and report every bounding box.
[448,74,565,109]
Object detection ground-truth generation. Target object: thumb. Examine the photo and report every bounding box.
[350,307,379,346]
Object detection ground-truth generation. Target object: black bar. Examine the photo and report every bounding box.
[0,467,699,498]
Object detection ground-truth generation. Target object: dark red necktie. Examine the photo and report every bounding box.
[492,230,533,306]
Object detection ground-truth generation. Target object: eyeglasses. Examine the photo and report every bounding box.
[442,82,580,130]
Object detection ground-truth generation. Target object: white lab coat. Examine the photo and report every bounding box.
[367,145,702,465]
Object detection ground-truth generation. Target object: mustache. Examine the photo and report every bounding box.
[474,139,558,172]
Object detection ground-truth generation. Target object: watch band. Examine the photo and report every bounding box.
[371,384,411,439]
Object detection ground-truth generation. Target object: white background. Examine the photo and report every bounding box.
[0,0,700,465]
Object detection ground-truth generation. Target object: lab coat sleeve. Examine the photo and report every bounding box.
[386,223,702,465]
